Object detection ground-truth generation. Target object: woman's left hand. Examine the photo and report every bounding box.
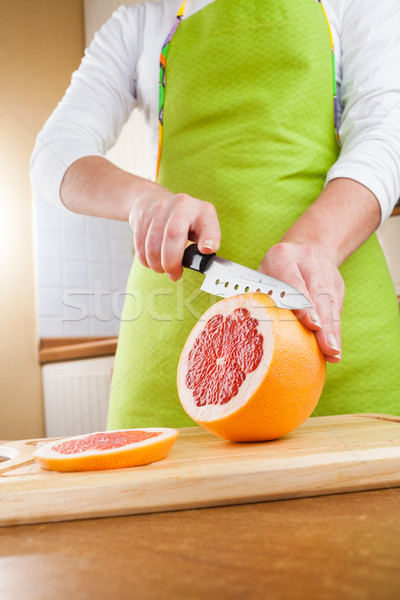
[259,242,344,363]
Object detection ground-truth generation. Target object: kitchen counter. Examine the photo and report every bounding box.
[38,337,118,364]
[1,488,399,600]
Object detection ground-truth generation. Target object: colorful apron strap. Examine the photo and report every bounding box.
[317,0,340,144]
[157,0,187,178]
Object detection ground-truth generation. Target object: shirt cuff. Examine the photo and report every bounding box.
[325,163,393,225]
[30,139,103,210]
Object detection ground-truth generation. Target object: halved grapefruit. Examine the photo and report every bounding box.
[177,293,325,442]
[33,428,178,472]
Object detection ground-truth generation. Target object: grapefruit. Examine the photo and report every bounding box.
[33,428,178,472]
[177,293,325,441]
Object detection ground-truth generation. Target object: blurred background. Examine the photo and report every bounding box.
[0,0,154,440]
[1,0,399,441]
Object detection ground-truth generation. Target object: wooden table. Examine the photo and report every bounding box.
[1,488,400,600]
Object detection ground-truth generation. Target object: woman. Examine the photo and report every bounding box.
[31,0,400,427]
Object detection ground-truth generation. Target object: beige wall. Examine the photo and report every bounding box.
[377,216,400,296]
[0,0,84,440]
[84,0,156,180]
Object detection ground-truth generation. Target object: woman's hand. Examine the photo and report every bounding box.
[259,242,344,363]
[59,157,221,281]
[128,181,221,281]
[257,178,382,363]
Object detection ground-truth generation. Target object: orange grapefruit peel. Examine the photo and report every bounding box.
[177,292,326,442]
[33,428,179,472]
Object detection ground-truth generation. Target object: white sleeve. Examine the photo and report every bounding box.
[325,0,400,223]
[30,5,142,206]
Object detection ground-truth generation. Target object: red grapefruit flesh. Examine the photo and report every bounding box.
[33,428,178,472]
[177,293,326,441]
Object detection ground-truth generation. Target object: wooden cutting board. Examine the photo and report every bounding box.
[1,413,400,527]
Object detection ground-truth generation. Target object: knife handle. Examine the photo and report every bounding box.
[182,244,215,273]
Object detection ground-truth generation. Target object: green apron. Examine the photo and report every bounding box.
[107,0,400,429]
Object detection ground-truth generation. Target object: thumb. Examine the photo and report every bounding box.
[259,256,321,332]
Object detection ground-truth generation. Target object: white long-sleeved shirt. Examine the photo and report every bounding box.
[30,0,400,223]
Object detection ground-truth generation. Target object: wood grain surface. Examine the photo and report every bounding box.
[1,488,399,600]
[1,414,400,526]
[38,336,118,364]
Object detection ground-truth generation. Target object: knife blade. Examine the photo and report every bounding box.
[182,244,311,310]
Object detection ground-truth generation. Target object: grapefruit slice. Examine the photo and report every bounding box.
[33,428,178,472]
[177,293,325,442]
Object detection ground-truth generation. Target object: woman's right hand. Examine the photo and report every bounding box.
[128,181,221,281]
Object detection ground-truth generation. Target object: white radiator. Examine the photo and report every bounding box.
[42,356,115,438]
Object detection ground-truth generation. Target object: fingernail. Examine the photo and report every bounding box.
[310,309,322,328]
[202,240,216,252]
[327,333,341,353]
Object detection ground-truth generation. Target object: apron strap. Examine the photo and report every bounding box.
[157,0,187,178]
[318,1,339,144]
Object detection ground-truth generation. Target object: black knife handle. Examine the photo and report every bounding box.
[182,244,215,273]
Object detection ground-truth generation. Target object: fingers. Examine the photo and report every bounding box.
[145,207,175,274]
[161,214,190,281]
[295,252,343,360]
[313,293,342,361]
[259,243,344,363]
[162,198,221,280]
[195,202,221,254]
[131,212,150,270]
[130,190,221,281]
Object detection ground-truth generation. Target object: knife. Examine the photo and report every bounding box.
[182,244,311,310]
